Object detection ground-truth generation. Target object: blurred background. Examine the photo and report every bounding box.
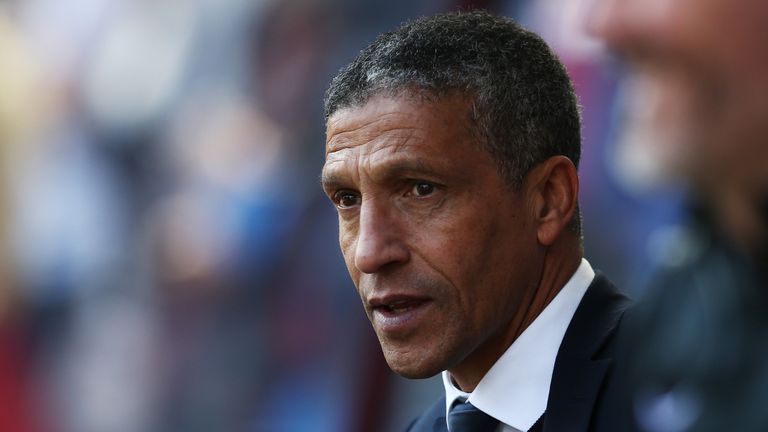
[0,0,684,431]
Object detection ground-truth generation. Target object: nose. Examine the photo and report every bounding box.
[352,199,410,274]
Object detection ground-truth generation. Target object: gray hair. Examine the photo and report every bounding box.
[324,10,582,188]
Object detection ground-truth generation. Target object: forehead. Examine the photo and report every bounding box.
[322,94,491,184]
[324,94,479,166]
[325,94,472,153]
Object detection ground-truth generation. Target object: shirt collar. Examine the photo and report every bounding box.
[442,258,595,431]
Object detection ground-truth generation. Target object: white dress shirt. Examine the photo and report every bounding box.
[442,258,595,432]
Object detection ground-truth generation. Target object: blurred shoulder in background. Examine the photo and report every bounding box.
[589,0,768,430]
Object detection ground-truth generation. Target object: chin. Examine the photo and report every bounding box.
[381,346,446,379]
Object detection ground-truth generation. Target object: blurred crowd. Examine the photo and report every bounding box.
[0,0,715,431]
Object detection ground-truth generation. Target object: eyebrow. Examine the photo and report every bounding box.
[379,159,442,180]
[319,171,346,194]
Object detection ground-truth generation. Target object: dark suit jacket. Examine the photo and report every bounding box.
[405,273,631,432]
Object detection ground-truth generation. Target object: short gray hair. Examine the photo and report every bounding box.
[324,10,582,188]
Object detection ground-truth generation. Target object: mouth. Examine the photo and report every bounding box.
[374,298,427,315]
[368,295,433,336]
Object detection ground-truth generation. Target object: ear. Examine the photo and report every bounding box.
[524,156,579,246]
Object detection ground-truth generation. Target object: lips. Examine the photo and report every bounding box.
[373,297,426,314]
[368,294,433,336]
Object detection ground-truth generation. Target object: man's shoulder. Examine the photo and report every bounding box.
[552,271,631,361]
[585,272,631,311]
[543,271,635,431]
[404,396,446,432]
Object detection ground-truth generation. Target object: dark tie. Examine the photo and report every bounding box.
[447,401,498,432]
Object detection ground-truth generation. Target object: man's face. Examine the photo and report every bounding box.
[322,95,542,379]
[589,0,768,186]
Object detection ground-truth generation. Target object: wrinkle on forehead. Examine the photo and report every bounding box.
[323,94,479,184]
[326,122,422,156]
[323,129,425,185]
[327,109,407,137]
[325,94,470,152]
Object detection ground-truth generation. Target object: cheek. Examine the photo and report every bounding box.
[337,219,360,278]
[337,216,357,253]
[454,210,530,302]
[414,207,506,292]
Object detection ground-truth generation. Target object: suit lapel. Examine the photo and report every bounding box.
[542,273,630,432]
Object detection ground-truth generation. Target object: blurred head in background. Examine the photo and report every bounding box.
[588,0,768,255]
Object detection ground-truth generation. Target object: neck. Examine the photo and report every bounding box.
[516,252,582,339]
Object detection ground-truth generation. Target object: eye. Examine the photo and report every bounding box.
[411,182,435,197]
[332,190,361,209]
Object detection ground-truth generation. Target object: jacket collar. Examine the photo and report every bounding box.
[542,273,630,432]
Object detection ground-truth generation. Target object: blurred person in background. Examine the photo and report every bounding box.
[589,0,768,431]
[0,7,50,431]
[322,11,632,432]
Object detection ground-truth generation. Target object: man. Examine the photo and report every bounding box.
[321,11,630,432]
[589,0,768,430]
